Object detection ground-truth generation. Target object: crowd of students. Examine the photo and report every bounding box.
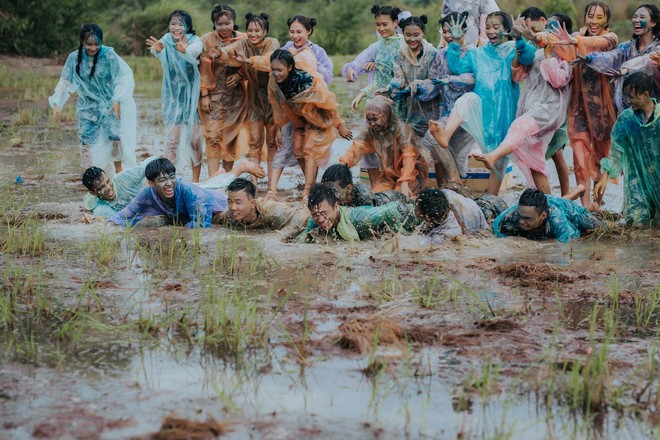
[51,1,660,244]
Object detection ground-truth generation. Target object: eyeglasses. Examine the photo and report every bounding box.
[155,174,176,184]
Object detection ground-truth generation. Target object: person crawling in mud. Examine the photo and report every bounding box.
[414,187,497,245]
[108,158,230,228]
[493,187,602,242]
[224,178,310,237]
[321,164,410,207]
[83,158,264,218]
[297,183,419,243]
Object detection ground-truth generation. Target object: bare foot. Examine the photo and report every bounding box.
[429,120,450,148]
[563,184,586,201]
[265,190,278,202]
[238,159,266,178]
[587,201,601,212]
[301,193,309,205]
[471,152,496,171]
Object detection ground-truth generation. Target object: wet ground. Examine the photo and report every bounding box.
[0,56,659,439]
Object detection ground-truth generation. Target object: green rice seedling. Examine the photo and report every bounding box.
[633,286,660,331]
[0,213,46,256]
[87,229,122,267]
[461,357,501,402]
[11,108,41,126]
[361,266,403,304]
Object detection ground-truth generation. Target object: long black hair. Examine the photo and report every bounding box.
[168,10,196,35]
[76,24,103,79]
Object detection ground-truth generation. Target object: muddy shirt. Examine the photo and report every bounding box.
[225,199,310,238]
[297,202,420,242]
[348,183,410,208]
[493,195,602,242]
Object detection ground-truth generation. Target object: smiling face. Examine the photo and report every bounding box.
[82,33,100,57]
[91,173,115,201]
[365,110,388,132]
[403,24,424,51]
[375,14,398,38]
[149,173,176,203]
[228,189,257,222]
[517,205,547,231]
[247,21,266,45]
[289,21,311,48]
[310,200,340,231]
[214,13,234,39]
[632,7,656,38]
[485,16,507,46]
[441,23,453,44]
[271,59,292,83]
[584,5,608,36]
[327,181,353,205]
[625,87,651,111]
[169,15,186,40]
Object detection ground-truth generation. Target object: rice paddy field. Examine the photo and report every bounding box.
[0,55,659,439]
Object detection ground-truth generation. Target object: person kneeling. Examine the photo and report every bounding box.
[297,183,419,243]
[493,187,602,242]
[109,158,228,228]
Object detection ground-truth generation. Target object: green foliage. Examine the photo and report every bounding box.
[542,0,578,22]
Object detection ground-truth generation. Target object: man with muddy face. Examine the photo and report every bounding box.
[224,178,310,236]
[321,164,409,208]
[82,157,158,217]
[109,158,229,228]
[297,184,419,242]
[493,188,602,242]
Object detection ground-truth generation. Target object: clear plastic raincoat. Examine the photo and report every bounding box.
[50,46,137,169]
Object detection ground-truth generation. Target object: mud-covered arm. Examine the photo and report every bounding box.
[339,138,372,167]
[447,43,474,75]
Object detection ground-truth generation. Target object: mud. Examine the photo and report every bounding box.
[0,56,659,439]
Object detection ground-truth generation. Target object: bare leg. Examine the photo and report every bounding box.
[222,160,234,173]
[531,170,551,195]
[486,173,502,196]
[302,158,318,202]
[114,161,122,173]
[429,113,463,149]
[562,184,586,201]
[191,163,201,183]
[367,168,380,188]
[297,158,306,176]
[247,156,261,184]
[268,168,284,200]
[551,151,570,196]
[208,158,221,177]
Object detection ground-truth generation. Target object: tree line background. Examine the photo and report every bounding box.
[0,0,636,58]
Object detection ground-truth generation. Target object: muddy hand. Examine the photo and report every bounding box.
[146,36,164,52]
[201,96,211,113]
[650,51,660,67]
[226,73,241,89]
[233,51,250,64]
[345,67,358,82]
[338,124,353,140]
[363,62,376,72]
[449,15,467,41]
[549,22,575,45]
[175,34,188,53]
[593,177,608,202]
[351,93,365,112]
[604,67,628,78]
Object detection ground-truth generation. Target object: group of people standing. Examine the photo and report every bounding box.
[52,1,659,244]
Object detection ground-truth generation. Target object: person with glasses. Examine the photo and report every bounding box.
[296,183,419,243]
[108,158,249,228]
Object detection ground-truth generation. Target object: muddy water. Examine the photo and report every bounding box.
[1,65,658,439]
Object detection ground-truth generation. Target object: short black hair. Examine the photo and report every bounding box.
[415,188,450,225]
[145,158,176,181]
[623,72,654,97]
[518,188,549,215]
[520,7,546,20]
[548,13,573,34]
[307,183,338,210]
[227,177,256,198]
[321,164,353,188]
[82,166,105,191]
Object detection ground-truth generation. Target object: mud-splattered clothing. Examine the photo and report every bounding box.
[589,37,660,112]
[199,31,247,161]
[297,202,420,242]
[493,195,601,242]
[600,101,660,225]
[84,156,157,217]
[225,199,310,239]
[360,35,403,98]
[390,39,438,136]
[49,46,137,169]
[269,69,344,167]
[346,183,410,208]
[109,180,227,228]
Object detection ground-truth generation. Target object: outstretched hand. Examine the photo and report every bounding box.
[604,67,628,78]
[448,14,467,41]
[146,36,164,53]
[363,61,376,72]
[175,34,188,53]
[650,51,660,67]
[593,176,608,202]
[338,124,353,140]
[548,22,576,45]
[233,51,250,64]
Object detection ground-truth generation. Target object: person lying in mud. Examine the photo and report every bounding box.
[321,164,410,207]
[493,187,602,242]
[414,187,491,245]
[108,158,229,228]
[594,72,659,226]
[83,158,263,218]
[224,178,311,238]
[296,183,419,243]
